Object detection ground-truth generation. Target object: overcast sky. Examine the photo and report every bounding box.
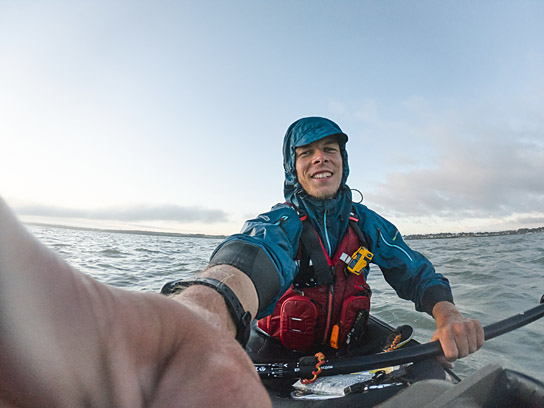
[1,1,543,235]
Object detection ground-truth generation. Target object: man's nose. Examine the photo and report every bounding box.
[312,149,328,164]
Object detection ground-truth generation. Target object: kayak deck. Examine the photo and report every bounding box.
[247,315,451,407]
[379,364,544,408]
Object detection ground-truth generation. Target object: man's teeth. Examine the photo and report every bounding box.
[313,172,332,179]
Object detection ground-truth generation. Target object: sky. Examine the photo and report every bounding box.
[1,0,543,236]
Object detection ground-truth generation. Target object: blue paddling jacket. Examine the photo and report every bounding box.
[209,117,453,319]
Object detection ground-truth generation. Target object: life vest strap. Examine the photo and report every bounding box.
[348,213,370,249]
[298,219,334,286]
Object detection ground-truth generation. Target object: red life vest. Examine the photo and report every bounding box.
[257,214,372,351]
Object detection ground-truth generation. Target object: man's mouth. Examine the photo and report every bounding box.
[312,172,332,179]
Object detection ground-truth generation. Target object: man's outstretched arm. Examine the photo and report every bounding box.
[0,197,269,407]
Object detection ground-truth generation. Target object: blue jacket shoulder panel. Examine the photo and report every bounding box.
[240,203,303,259]
[352,204,453,314]
[210,203,302,318]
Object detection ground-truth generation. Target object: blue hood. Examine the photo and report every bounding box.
[283,117,350,204]
[282,117,353,254]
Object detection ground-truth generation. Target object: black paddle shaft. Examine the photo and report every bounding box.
[255,298,544,380]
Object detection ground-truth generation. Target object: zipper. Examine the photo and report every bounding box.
[323,210,332,256]
[322,282,335,344]
[376,227,381,248]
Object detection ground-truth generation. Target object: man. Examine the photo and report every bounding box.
[0,117,482,406]
[205,117,484,362]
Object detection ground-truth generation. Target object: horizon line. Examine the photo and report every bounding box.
[25,221,544,241]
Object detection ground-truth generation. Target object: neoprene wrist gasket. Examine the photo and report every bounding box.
[160,277,252,346]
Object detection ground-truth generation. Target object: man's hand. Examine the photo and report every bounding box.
[143,292,270,408]
[431,301,485,367]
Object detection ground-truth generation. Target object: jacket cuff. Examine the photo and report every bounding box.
[421,284,454,315]
[209,240,280,316]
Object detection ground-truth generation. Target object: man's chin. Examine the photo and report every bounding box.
[310,190,338,201]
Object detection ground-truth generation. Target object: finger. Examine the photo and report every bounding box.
[453,324,470,358]
[466,320,481,354]
[432,330,459,362]
[464,319,485,354]
[475,319,485,350]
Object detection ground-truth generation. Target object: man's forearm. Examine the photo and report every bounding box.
[432,300,461,323]
[170,264,259,338]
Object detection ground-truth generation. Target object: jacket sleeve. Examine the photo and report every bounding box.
[356,205,453,315]
[208,203,302,319]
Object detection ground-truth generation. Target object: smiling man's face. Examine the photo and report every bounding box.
[295,135,343,200]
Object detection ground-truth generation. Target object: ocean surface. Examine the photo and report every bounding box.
[28,224,544,383]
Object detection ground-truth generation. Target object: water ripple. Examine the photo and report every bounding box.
[27,225,544,383]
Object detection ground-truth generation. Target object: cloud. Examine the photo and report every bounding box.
[366,99,544,221]
[515,215,544,226]
[14,203,228,224]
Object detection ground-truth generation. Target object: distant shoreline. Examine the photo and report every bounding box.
[405,226,544,240]
[26,221,544,241]
[25,222,228,240]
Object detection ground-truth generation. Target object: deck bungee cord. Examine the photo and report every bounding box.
[255,295,544,380]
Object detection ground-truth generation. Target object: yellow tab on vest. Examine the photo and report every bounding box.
[345,247,373,275]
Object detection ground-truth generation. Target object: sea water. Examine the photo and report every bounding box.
[28,224,544,383]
